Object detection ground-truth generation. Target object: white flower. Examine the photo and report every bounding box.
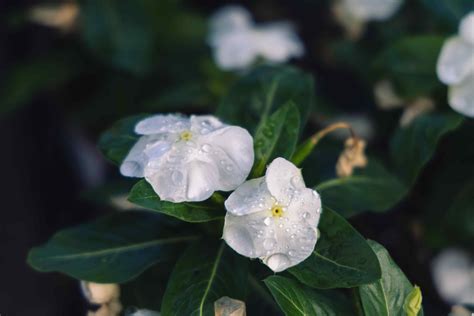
[125,309,160,316]
[437,12,474,117]
[431,248,474,305]
[120,114,254,203]
[223,158,321,272]
[333,0,403,39]
[208,5,304,70]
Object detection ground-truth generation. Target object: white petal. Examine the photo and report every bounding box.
[212,30,258,70]
[223,211,271,259]
[431,248,474,304]
[120,135,167,177]
[265,158,306,206]
[209,5,252,37]
[344,0,403,21]
[190,115,225,135]
[448,74,474,117]
[200,126,254,191]
[437,36,474,85]
[287,188,322,228]
[126,309,160,316]
[459,12,474,45]
[144,148,218,202]
[224,178,274,216]
[134,114,190,135]
[254,23,304,62]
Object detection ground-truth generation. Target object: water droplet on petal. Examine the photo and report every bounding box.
[171,170,183,184]
[201,143,211,153]
[291,175,301,187]
[302,212,311,219]
[288,250,294,256]
[265,253,291,272]
[290,234,296,239]
[316,208,321,214]
[285,228,290,233]
[264,217,272,226]
[225,165,233,171]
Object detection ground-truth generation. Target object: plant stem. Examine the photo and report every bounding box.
[291,122,356,166]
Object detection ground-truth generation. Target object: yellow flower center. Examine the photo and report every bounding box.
[179,130,193,141]
[271,205,284,218]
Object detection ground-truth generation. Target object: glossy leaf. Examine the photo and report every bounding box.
[252,102,300,177]
[358,240,424,316]
[28,212,196,283]
[390,113,464,185]
[316,159,407,218]
[161,242,248,316]
[216,65,314,133]
[98,114,148,165]
[289,207,381,289]
[373,36,445,98]
[128,179,224,222]
[264,276,353,316]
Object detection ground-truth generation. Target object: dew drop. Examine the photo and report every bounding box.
[201,143,211,153]
[171,170,183,184]
[200,128,210,135]
[302,212,311,219]
[285,228,290,233]
[219,160,226,165]
[290,234,296,239]
[291,175,301,187]
[225,165,234,171]
[288,250,294,256]
[316,208,321,214]
[264,217,272,226]
[278,223,284,228]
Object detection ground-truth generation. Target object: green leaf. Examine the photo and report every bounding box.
[289,207,381,289]
[98,114,148,165]
[161,242,248,316]
[264,276,353,316]
[216,65,314,133]
[0,53,81,115]
[420,0,474,26]
[252,102,300,177]
[358,240,424,316]
[443,177,474,241]
[373,36,445,98]
[404,285,423,316]
[316,159,407,218]
[128,179,224,223]
[390,113,464,185]
[27,212,196,283]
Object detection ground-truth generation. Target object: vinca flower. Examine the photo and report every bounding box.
[208,5,304,70]
[120,114,254,203]
[437,12,474,118]
[333,0,403,39]
[223,158,321,272]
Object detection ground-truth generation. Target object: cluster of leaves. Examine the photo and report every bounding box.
[27,62,464,315]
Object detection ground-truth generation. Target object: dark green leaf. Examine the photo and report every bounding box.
[128,179,225,223]
[252,102,300,177]
[98,114,148,165]
[358,240,424,316]
[420,0,474,26]
[373,36,445,98]
[264,276,353,316]
[161,242,248,316]
[316,159,407,218]
[289,207,381,289]
[390,113,464,185]
[216,65,314,133]
[443,177,474,241]
[27,212,196,283]
[0,53,81,114]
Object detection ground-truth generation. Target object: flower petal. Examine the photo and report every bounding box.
[344,0,403,21]
[459,12,474,45]
[448,74,474,118]
[135,114,190,135]
[265,158,306,206]
[120,135,165,177]
[190,115,225,135]
[254,22,304,62]
[209,5,252,39]
[212,30,258,70]
[224,178,274,216]
[200,126,254,191]
[437,36,474,85]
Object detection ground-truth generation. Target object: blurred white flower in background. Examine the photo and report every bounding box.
[223,158,321,272]
[431,248,474,305]
[125,309,160,316]
[437,12,474,118]
[208,5,304,70]
[28,2,79,33]
[81,282,122,316]
[374,80,435,127]
[333,0,403,39]
[121,114,254,203]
